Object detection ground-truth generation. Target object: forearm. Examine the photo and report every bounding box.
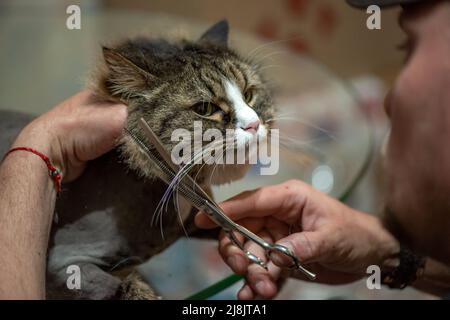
[0,92,126,299]
[0,130,58,299]
[381,212,450,297]
[413,258,450,297]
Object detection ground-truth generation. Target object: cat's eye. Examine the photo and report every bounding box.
[244,88,254,104]
[192,102,221,117]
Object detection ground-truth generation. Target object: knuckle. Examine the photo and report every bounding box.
[295,233,325,261]
[278,182,308,215]
[282,180,312,201]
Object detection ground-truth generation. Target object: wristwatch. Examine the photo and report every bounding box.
[381,246,426,289]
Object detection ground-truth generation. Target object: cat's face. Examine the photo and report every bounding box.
[97,20,275,184]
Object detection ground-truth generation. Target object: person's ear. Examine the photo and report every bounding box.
[198,19,229,47]
[102,46,155,96]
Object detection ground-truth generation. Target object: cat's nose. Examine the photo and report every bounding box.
[242,120,260,134]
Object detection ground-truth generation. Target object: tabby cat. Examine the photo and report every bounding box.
[0,20,275,299]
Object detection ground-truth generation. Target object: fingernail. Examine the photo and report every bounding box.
[238,286,253,300]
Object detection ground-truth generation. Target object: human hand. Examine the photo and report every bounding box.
[195,180,400,299]
[0,91,126,299]
[12,90,127,182]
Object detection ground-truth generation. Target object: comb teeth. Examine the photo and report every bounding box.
[124,128,172,180]
[123,128,205,209]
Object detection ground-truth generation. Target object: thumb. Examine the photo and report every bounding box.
[80,103,128,161]
[194,211,217,229]
[269,231,326,268]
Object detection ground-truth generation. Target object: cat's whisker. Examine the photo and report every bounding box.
[170,137,233,195]
[278,140,323,162]
[163,141,218,193]
[267,117,337,141]
[208,148,227,186]
[153,139,227,228]
[190,138,235,183]
[172,139,226,187]
[246,36,304,62]
[190,140,232,186]
[159,204,165,240]
[162,139,231,228]
[108,256,143,272]
[182,139,234,189]
[151,186,167,238]
[173,188,190,238]
[253,50,288,65]
[276,136,326,161]
[278,133,333,146]
[266,111,301,119]
[192,162,209,186]
[257,65,285,73]
[208,140,236,185]
[152,199,165,229]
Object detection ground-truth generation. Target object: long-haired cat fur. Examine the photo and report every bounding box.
[0,20,275,299]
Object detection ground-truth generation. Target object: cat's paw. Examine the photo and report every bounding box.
[116,271,162,300]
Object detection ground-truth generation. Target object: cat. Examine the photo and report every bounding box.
[0,20,275,299]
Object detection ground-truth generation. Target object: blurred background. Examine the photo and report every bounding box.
[0,0,434,299]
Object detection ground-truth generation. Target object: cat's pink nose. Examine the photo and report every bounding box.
[243,120,260,134]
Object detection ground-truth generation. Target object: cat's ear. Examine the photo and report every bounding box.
[199,19,229,47]
[102,46,154,95]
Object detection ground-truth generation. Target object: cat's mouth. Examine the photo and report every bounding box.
[120,133,254,186]
[165,141,256,186]
[234,122,269,148]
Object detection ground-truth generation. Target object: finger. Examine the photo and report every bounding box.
[244,230,280,299]
[94,103,128,149]
[246,261,280,299]
[265,217,291,241]
[218,216,266,273]
[195,211,217,229]
[78,103,128,161]
[219,230,249,275]
[270,231,327,268]
[237,283,254,300]
[238,262,282,300]
[265,217,308,270]
[196,180,309,229]
[195,212,266,232]
[243,228,269,270]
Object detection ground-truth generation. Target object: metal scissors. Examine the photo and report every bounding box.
[124,117,316,280]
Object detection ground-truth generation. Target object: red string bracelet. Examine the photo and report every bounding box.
[3,147,62,193]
